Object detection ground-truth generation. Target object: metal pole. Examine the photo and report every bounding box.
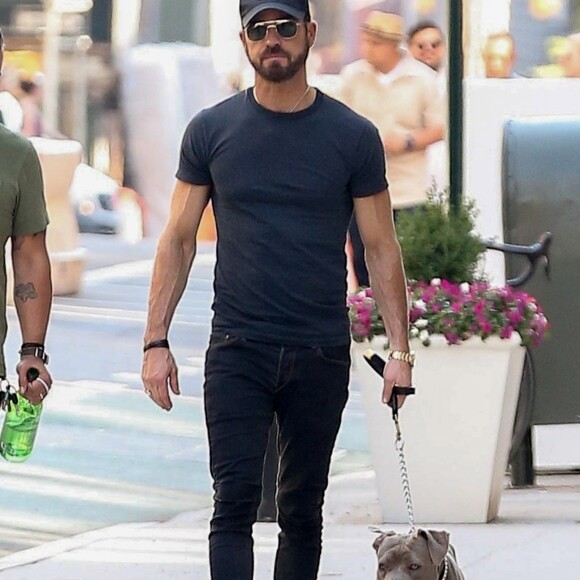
[72,34,92,151]
[448,0,464,210]
[43,1,61,132]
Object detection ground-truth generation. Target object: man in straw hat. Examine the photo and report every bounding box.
[339,10,445,286]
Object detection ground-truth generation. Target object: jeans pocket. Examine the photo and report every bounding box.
[315,344,351,366]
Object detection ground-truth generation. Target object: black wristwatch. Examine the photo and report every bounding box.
[19,343,49,365]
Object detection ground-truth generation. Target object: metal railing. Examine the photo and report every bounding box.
[485,231,552,487]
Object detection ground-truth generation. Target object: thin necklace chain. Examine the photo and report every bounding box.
[253,85,311,113]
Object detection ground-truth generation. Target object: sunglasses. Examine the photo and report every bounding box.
[246,19,301,42]
[415,40,443,50]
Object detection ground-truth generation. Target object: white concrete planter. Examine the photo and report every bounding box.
[352,334,525,524]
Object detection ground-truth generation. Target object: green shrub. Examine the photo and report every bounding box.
[395,190,485,283]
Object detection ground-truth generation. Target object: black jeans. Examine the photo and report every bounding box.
[204,333,350,580]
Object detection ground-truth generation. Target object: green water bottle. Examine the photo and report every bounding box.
[0,368,43,462]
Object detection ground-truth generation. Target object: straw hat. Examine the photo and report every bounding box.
[361,11,404,41]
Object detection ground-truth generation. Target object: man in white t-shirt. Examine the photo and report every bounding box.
[338,11,444,286]
[339,11,444,210]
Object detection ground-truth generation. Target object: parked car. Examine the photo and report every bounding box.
[69,163,121,234]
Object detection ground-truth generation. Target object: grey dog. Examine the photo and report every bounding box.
[373,529,465,580]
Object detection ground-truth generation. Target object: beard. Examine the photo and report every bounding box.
[246,38,310,83]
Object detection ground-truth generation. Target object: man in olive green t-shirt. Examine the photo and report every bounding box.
[0,28,53,405]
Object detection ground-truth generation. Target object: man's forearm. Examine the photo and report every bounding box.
[12,250,52,344]
[11,232,52,345]
[144,231,196,342]
[366,245,410,352]
[409,124,445,151]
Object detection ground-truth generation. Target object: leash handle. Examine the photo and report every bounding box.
[363,349,415,416]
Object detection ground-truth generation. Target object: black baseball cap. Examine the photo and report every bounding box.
[240,0,311,27]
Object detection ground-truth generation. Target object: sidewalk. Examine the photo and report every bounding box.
[0,470,578,579]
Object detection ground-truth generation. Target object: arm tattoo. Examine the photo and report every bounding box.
[15,283,38,303]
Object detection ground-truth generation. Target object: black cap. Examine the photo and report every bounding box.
[240,0,310,27]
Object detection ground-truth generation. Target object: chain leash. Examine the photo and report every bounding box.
[393,413,415,533]
[362,351,448,579]
[394,411,449,580]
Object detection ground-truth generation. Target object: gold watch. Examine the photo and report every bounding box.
[388,350,416,367]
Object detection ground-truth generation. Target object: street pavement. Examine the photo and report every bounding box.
[0,469,578,579]
[0,233,578,578]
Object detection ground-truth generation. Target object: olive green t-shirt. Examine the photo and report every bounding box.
[0,125,49,376]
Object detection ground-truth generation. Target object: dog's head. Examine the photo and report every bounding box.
[373,528,450,580]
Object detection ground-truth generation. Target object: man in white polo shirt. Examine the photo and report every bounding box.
[339,10,444,285]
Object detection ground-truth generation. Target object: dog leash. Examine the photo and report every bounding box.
[364,350,450,580]
[364,350,417,531]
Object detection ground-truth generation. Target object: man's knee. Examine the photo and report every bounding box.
[212,480,262,530]
[277,489,324,536]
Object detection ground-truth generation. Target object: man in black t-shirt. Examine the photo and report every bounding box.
[142,1,413,579]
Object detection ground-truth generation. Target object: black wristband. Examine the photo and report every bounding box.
[19,344,49,364]
[143,339,170,352]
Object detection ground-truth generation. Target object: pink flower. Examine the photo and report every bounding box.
[478,318,493,334]
[500,325,514,339]
[348,279,548,348]
[444,332,461,345]
[351,321,369,338]
[507,310,523,325]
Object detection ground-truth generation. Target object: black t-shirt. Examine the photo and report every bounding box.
[177,88,387,346]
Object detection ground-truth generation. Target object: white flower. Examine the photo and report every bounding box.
[414,299,427,311]
[430,278,442,286]
[460,282,470,294]
[410,327,420,338]
[528,302,538,313]
[419,329,430,342]
[415,318,428,329]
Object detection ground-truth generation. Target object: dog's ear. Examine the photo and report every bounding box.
[372,531,396,552]
[417,529,450,566]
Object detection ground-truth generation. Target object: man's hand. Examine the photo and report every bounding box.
[142,348,180,411]
[16,357,52,405]
[382,359,413,410]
